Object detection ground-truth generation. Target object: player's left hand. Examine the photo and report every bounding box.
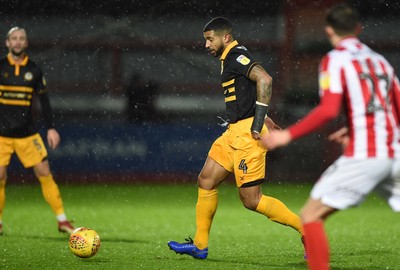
[47,128,61,149]
[260,129,292,150]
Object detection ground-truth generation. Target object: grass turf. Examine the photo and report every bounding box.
[0,183,399,269]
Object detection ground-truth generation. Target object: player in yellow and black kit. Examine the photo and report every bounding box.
[0,27,74,235]
[168,17,306,259]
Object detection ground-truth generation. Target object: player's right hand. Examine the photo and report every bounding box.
[47,128,61,149]
[251,131,261,140]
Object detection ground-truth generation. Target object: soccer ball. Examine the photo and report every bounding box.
[69,227,101,258]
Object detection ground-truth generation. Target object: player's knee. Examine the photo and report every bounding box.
[33,163,52,178]
[197,174,219,190]
[241,197,259,211]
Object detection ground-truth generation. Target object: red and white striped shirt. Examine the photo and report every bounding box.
[289,37,400,158]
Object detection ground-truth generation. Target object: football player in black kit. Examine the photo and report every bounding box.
[0,27,74,235]
[168,17,305,260]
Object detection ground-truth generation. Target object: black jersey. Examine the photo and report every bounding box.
[0,54,54,138]
[220,40,259,123]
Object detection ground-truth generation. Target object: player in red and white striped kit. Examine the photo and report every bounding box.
[261,3,400,270]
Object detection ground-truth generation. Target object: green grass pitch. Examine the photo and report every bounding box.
[0,183,399,269]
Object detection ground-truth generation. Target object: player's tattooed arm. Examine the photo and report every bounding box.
[249,64,273,139]
[248,64,272,105]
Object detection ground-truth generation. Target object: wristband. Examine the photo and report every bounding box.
[251,102,269,133]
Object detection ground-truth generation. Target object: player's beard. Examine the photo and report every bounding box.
[10,48,25,57]
[211,46,224,58]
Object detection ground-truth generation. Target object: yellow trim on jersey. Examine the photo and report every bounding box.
[225,96,236,102]
[0,85,33,92]
[222,79,235,88]
[21,56,28,66]
[7,54,28,66]
[0,98,30,106]
[227,87,235,93]
[7,54,29,76]
[220,40,239,61]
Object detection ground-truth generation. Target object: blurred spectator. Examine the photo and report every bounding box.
[126,73,158,122]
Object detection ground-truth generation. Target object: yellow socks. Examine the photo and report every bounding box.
[194,188,218,249]
[192,190,303,250]
[256,195,304,235]
[37,174,65,215]
[0,178,5,221]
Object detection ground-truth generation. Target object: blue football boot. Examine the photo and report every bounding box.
[168,237,208,259]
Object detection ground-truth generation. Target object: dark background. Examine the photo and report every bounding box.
[1,0,400,184]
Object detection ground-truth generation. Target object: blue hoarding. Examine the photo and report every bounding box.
[9,122,223,180]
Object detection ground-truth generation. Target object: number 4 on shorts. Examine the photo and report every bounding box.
[239,159,247,173]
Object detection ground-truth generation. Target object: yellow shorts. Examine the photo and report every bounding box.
[0,133,48,168]
[208,117,268,187]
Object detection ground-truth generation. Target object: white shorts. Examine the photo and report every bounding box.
[373,159,400,212]
[311,156,393,210]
